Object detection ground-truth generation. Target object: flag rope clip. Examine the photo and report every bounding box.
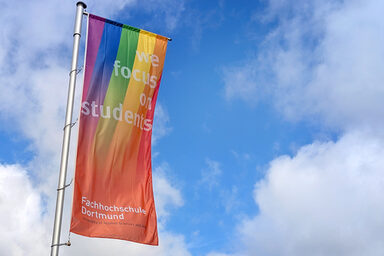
[50,241,71,248]
[57,178,73,191]
[69,66,83,76]
[63,118,78,131]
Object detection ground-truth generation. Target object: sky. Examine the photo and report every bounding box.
[1,0,384,255]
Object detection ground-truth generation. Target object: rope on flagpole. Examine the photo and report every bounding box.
[57,178,73,191]
[69,66,83,76]
[63,118,78,130]
[51,241,71,248]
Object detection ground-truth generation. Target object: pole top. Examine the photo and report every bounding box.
[76,1,87,9]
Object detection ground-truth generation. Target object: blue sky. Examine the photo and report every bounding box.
[1,0,384,255]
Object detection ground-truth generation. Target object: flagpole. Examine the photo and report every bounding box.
[50,2,87,256]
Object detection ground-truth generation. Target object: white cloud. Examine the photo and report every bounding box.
[219,186,239,214]
[207,253,235,256]
[213,130,384,256]
[223,57,271,106]
[223,0,384,131]
[135,0,186,32]
[153,164,184,223]
[0,164,49,256]
[87,0,136,17]
[152,104,172,145]
[64,231,191,256]
[231,150,251,162]
[199,159,223,190]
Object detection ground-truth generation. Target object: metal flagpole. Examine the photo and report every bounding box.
[50,2,87,256]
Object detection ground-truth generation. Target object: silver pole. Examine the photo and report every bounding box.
[50,2,86,256]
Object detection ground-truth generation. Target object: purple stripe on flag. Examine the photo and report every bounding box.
[82,17,105,102]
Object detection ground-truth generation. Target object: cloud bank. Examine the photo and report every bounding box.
[224,0,384,131]
[239,131,384,256]
[217,0,384,255]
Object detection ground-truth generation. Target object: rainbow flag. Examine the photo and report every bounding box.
[70,14,168,245]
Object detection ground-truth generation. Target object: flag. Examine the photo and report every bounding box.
[70,14,168,245]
